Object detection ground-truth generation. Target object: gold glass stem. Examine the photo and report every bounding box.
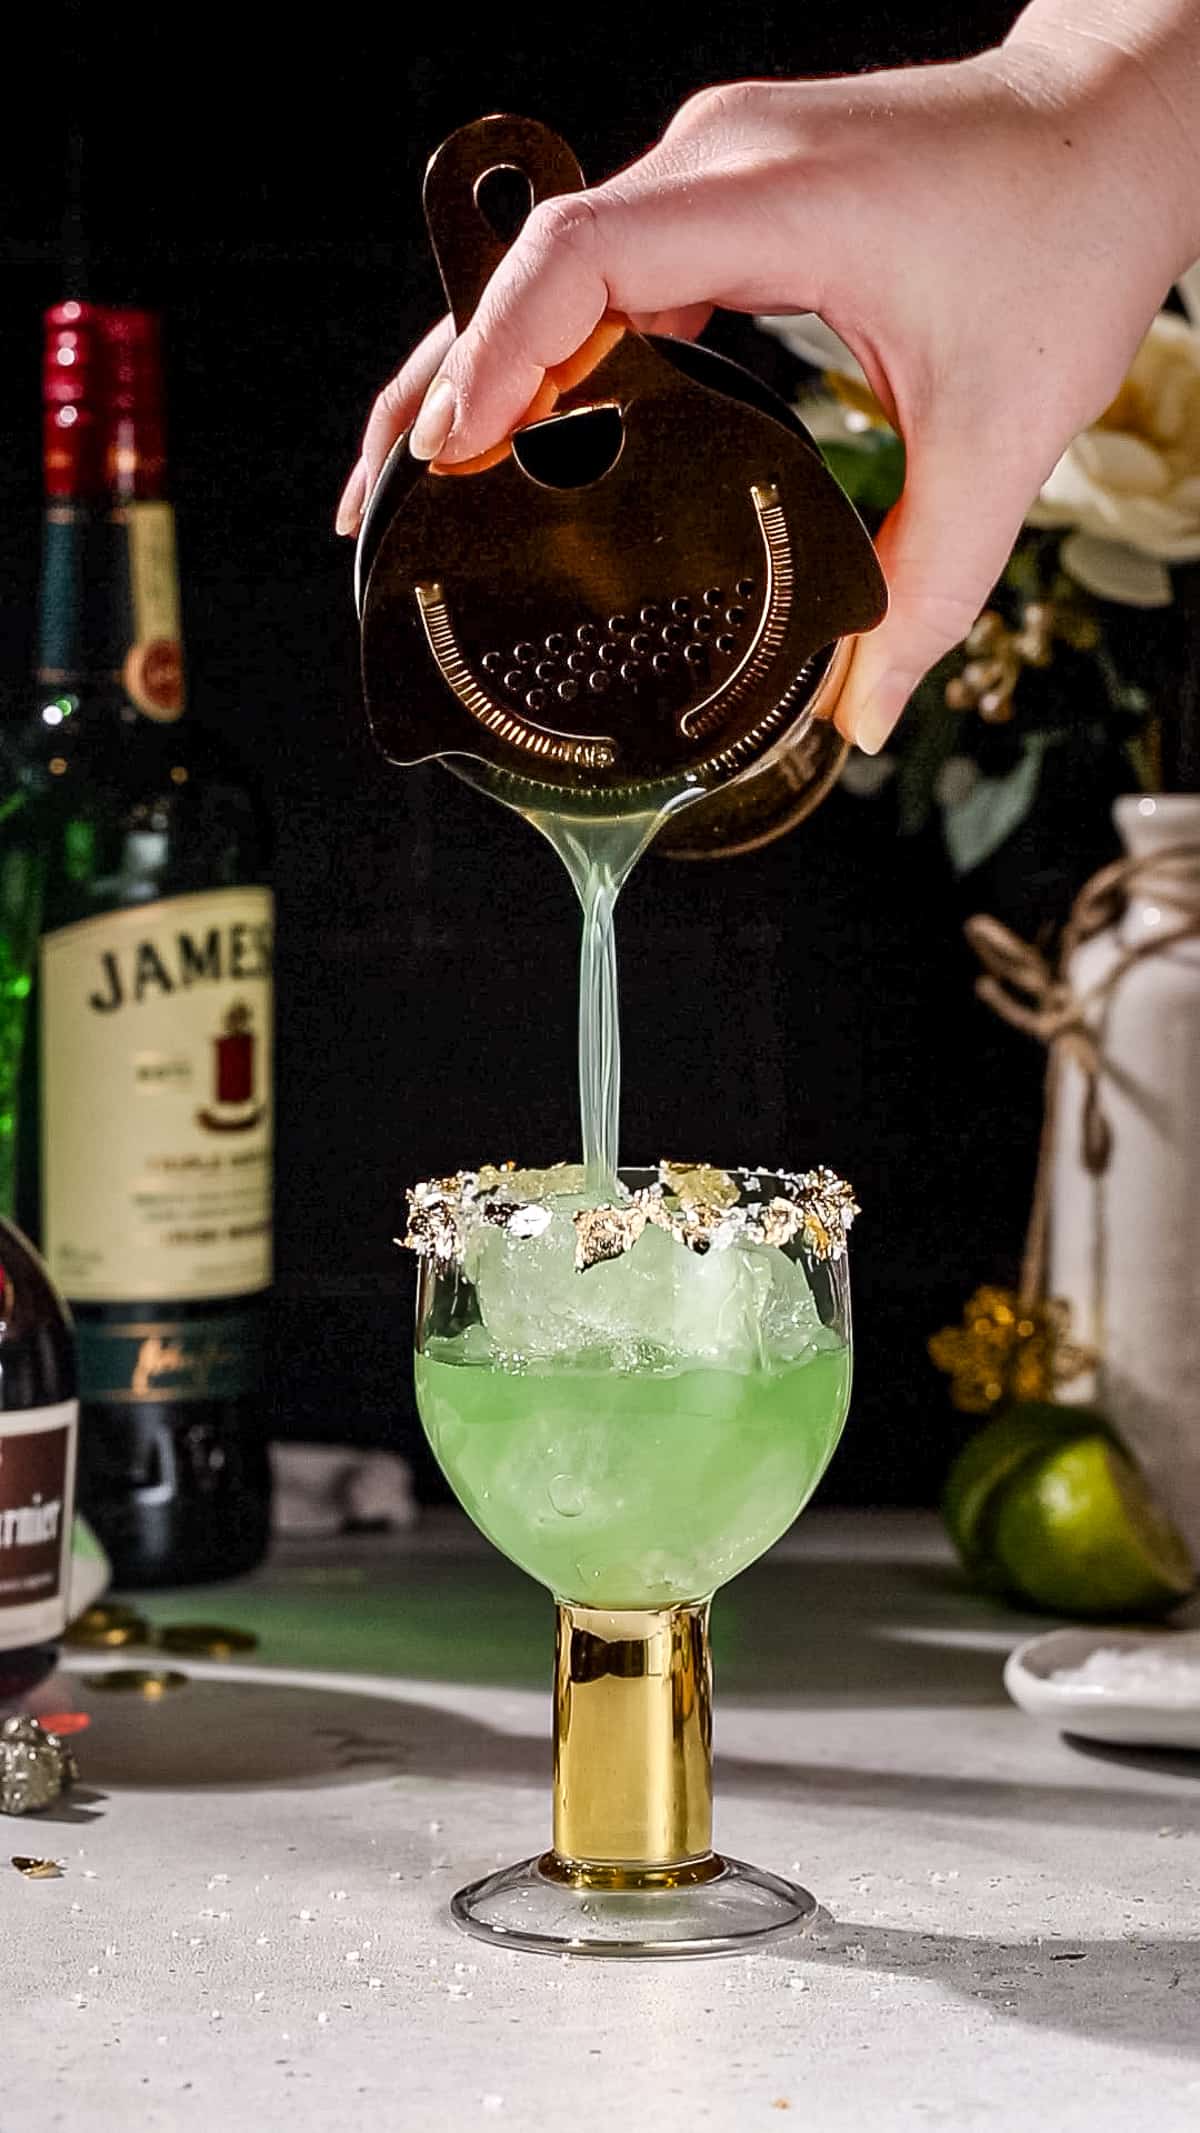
[547,1601,719,1888]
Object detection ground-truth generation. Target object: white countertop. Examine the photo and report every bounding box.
[6,1512,1199,2133]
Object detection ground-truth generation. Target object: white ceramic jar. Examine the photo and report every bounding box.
[1050,794,1200,1549]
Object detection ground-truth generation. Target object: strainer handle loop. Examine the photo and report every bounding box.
[423,115,585,331]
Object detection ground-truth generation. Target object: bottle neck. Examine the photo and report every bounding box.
[36,499,185,725]
[36,304,184,724]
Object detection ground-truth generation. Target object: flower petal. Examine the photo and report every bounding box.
[755,312,868,386]
[1074,429,1171,495]
[1090,490,1200,557]
[1178,259,1200,329]
[1034,445,1102,520]
[1060,533,1173,607]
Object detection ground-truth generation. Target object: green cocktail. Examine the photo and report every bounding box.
[416,1339,849,1608]
[407,1163,855,1958]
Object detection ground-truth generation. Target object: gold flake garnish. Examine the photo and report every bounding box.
[507,1163,586,1200]
[659,1162,740,1212]
[396,1162,858,1268]
[758,1198,803,1250]
[573,1200,648,1271]
[11,1856,62,1878]
[664,1197,740,1255]
[481,1201,523,1230]
[399,1182,463,1263]
[789,1168,860,1261]
[474,1163,516,1193]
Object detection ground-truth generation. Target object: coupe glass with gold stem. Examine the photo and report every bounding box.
[406,1161,855,1959]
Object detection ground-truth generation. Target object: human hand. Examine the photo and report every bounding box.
[338,8,1200,751]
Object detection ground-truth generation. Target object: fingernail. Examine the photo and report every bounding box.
[855,672,919,755]
[409,377,456,462]
[335,458,367,537]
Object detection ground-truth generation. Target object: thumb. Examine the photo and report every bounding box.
[836,437,1043,752]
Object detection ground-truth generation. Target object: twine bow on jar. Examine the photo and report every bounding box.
[965,841,1200,1310]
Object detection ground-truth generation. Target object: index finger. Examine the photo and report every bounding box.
[359,312,458,499]
[427,163,800,466]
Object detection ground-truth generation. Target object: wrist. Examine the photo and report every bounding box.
[997,1,1200,278]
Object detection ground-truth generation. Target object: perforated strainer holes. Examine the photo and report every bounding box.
[481,580,758,718]
[474,164,535,242]
[511,405,625,490]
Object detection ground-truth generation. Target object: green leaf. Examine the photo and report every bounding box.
[1123,725,1159,792]
[819,430,906,513]
[942,735,1053,875]
[894,675,962,837]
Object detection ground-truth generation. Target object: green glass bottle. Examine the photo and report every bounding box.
[9,302,273,1587]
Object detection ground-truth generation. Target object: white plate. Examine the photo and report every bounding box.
[1004,1627,1200,1751]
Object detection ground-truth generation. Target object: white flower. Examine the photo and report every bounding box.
[755,314,885,431]
[760,276,1200,609]
[756,313,865,388]
[1029,288,1200,606]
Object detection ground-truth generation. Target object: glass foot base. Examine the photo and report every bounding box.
[450,1852,817,1959]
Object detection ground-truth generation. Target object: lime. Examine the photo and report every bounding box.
[991,1434,1195,1618]
[941,1402,1106,1585]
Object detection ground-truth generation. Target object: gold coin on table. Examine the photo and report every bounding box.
[63,1606,150,1650]
[83,1669,190,1698]
[157,1624,258,1659]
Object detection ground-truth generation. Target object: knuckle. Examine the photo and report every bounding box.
[669,80,764,139]
[907,585,986,652]
[893,564,1011,664]
[522,191,602,263]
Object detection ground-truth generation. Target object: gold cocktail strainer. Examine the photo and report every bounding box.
[356,115,887,856]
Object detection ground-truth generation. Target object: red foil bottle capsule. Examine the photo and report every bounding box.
[42,300,106,500]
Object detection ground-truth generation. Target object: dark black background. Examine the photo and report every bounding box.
[4,1,1116,1504]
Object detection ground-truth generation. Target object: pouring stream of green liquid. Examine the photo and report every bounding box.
[524,790,697,1196]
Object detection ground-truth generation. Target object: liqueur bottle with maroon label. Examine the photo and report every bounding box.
[0,1219,78,1700]
[12,301,273,1587]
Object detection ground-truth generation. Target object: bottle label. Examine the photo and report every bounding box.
[35,501,184,718]
[119,502,185,721]
[0,1400,78,1648]
[41,886,273,1303]
[75,1309,261,1404]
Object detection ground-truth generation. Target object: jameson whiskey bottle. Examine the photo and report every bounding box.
[15,301,273,1587]
[0,1221,77,1701]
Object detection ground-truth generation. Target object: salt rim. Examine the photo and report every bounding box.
[397,1160,858,1271]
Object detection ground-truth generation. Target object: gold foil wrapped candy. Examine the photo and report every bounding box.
[0,1716,78,1817]
[64,1603,149,1650]
[84,1669,189,1698]
[158,1624,258,1659]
